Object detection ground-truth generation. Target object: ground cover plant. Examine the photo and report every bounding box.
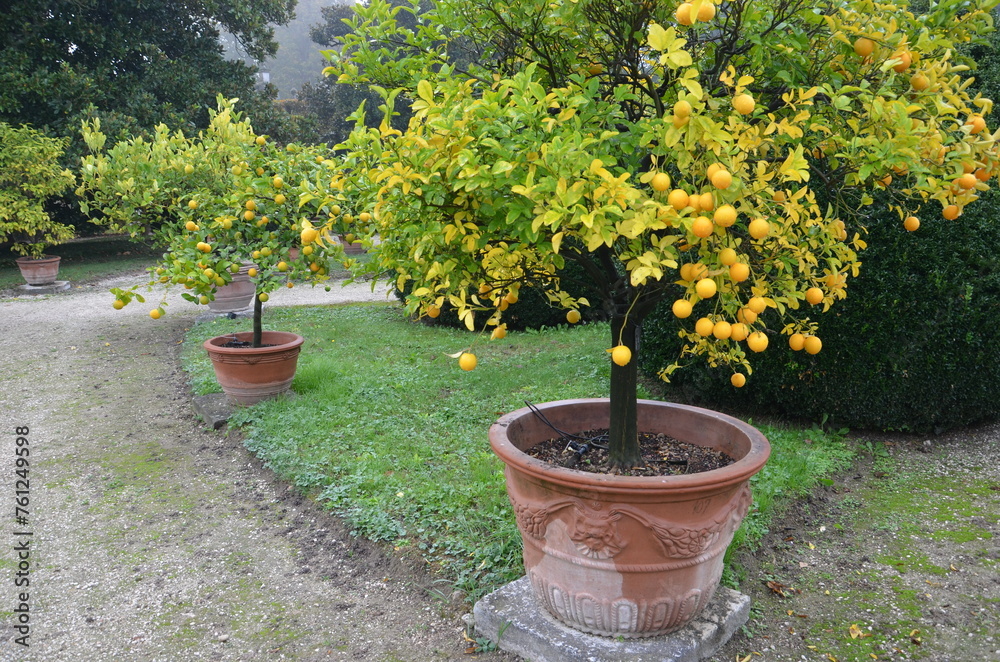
[181,302,854,600]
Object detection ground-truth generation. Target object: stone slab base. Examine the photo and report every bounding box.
[17,281,71,294]
[192,393,235,430]
[192,390,298,429]
[473,577,749,662]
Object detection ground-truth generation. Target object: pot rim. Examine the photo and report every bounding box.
[203,331,304,357]
[15,255,60,264]
[489,398,771,495]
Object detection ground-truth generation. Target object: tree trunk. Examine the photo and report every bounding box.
[252,295,263,348]
[607,315,641,469]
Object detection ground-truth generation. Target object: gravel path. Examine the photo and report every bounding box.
[0,274,507,661]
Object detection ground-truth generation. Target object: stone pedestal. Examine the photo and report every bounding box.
[473,577,749,662]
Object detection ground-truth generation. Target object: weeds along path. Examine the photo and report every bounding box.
[0,274,503,661]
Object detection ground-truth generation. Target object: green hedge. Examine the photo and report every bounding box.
[396,258,606,331]
[640,189,1000,433]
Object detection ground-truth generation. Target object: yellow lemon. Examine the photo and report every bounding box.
[611,345,632,366]
[672,299,693,319]
[459,352,478,371]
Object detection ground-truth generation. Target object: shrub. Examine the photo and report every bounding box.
[640,187,1000,433]
[0,123,75,257]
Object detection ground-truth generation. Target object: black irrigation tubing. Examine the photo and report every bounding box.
[524,401,609,462]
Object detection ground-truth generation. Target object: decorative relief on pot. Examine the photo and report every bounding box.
[568,506,624,559]
[512,499,572,540]
[207,349,301,365]
[509,484,752,561]
[529,570,709,637]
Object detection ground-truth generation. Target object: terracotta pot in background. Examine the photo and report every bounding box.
[489,399,770,638]
[203,331,304,405]
[15,256,61,285]
[208,264,256,313]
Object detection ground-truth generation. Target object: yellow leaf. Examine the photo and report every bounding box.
[647,23,670,51]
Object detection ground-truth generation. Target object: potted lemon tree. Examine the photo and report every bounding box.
[328,0,998,640]
[0,123,75,287]
[77,98,345,403]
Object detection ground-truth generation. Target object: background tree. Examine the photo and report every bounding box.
[327,0,997,468]
[0,0,297,151]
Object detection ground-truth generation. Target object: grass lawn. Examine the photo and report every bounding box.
[0,235,160,290]
[182,302,854,600]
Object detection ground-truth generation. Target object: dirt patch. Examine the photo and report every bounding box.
[713,431,1000,661]
[0,272,516,661]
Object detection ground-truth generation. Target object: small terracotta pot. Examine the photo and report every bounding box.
[208,264,256,313]
[15,256,61,285]
[489,399,770,638]
[203,331,304,405]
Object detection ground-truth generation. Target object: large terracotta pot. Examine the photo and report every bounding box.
[208,264,256,313]
[489,399,770,638]
[15,256,61,285]
[203,331,304,405]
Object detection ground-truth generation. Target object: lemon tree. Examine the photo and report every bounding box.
[0,123,75,258]
[327,0,998,468]
[77,98,347,346]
